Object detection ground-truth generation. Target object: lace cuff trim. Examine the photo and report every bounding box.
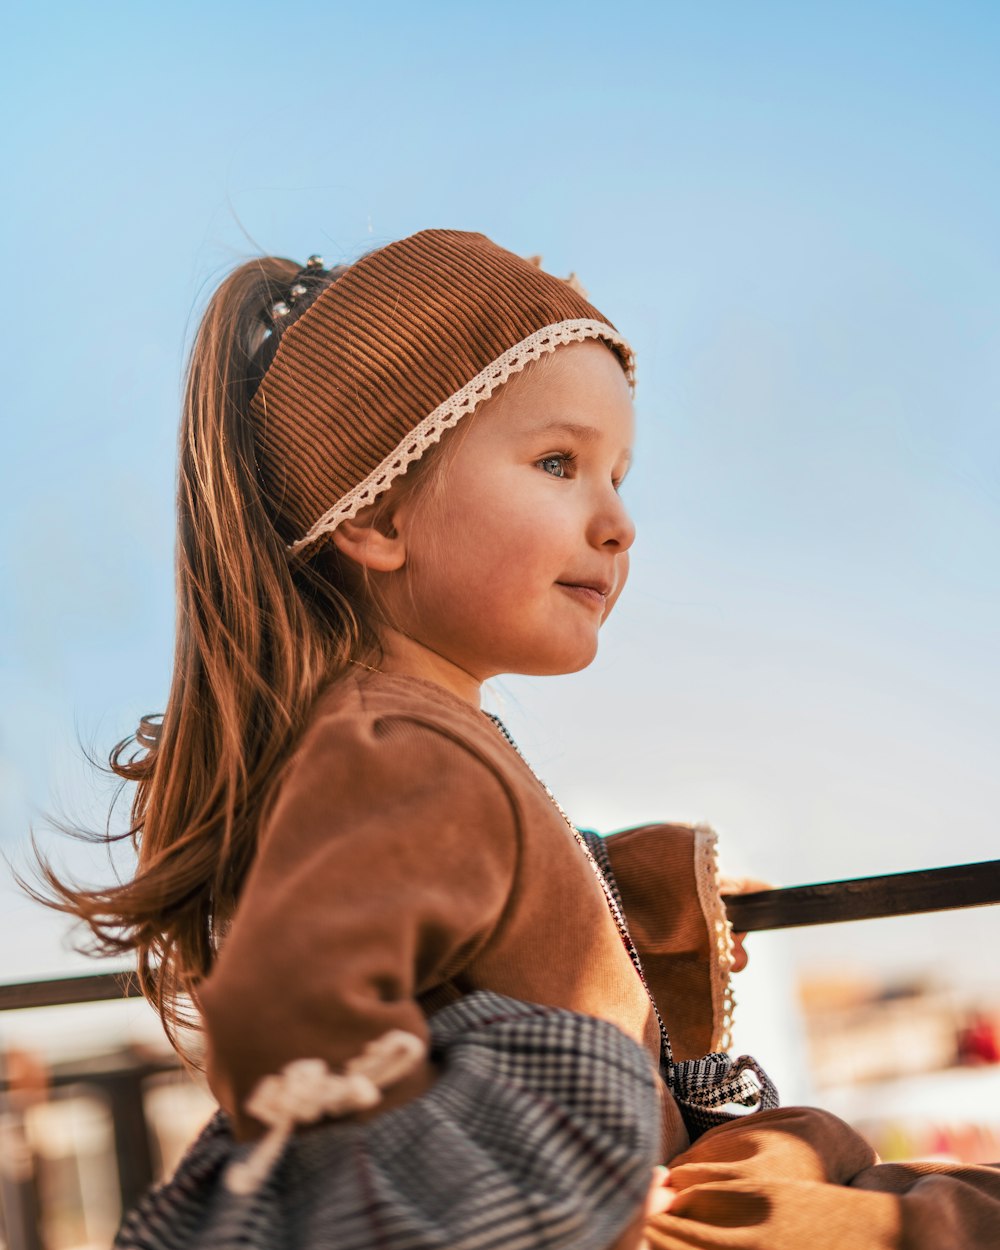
[693,823,736,1052]
[288,318,636,556]
[226,1029,426,1195]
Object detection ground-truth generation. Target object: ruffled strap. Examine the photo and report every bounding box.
[114,990,661,1250]
[580,829,779,1139]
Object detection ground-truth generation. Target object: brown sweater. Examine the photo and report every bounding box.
[198,669,726,1155]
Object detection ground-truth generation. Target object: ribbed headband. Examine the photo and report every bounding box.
[249,228,636,558]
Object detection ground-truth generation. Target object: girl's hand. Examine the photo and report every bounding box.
[609,1165,677,1250]
[644,1165,677,1216]
[639,1166,677,1247]
[718,875,774,974]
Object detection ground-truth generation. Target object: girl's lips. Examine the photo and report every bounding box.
[558,583,609,609]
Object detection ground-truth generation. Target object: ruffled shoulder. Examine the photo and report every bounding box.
[596,822,735,1057]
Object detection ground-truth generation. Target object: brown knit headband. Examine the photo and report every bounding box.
[249,228,636,558]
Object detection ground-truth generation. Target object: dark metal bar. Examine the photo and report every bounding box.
[723,858,1000,932]
[102,1068,159,1213]
[0,1157,45,1250]
[0,971,143,1013]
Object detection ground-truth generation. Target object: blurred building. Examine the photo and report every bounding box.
[0,1044,213,1250]
[799,971,1000,1164]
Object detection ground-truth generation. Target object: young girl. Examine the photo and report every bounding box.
[41,229,1000,1249]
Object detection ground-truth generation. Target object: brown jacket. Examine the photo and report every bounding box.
[199,668,726,1157]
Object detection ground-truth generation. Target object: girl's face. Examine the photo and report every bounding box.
[379,339,636,694]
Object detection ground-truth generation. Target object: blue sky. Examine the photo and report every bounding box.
[1,2,999,1080]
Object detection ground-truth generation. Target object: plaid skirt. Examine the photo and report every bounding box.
[114,991,663,1250]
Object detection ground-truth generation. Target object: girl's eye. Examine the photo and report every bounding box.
[538,453,574,478]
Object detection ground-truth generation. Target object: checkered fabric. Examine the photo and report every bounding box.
[669,1051,779,1137]
[579,830,629,919]
[113,991,661,1250]
[579,830,779,1138]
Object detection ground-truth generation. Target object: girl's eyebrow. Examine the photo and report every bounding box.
[533,420,603,443]
[532,420,633,467]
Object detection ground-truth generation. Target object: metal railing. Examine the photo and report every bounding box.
[723,857,1000,932]
[3,858,999,1015]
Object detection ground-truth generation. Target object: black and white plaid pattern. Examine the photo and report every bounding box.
[579,829,628,918]
[114,991,661,1250]
[579,829,779,1137]
[670,1052,779,1137]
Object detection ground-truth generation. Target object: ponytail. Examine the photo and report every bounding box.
[30,255,383,1049]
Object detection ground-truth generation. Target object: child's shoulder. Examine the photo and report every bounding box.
[315,666,489,723]
[301,668,510,767]
[265,668,525,842]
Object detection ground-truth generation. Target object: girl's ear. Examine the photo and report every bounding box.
[329,502,407,573]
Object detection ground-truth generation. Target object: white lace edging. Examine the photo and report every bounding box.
[287,318,636,557]
[225,1029,426,1196]
[692,824,736,1053]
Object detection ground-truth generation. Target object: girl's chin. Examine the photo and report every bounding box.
[454,625,603,680]
[515,640,601,678]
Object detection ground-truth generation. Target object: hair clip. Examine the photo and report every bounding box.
[270,300,291,320]
[305,254,325,270]
[289,282,308,301]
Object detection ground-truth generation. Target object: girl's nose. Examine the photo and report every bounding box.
[590,487,636,552]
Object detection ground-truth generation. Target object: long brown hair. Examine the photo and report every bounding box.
[30,252,404,1049]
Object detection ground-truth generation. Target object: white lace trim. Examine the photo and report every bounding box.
[225,1029,426,1195]
[287,318,636,556]
[693,824,736,1053]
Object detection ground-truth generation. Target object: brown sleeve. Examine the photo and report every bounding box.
[602,822,729,1059]
[643,1105,1000,1249]
[197,710,519,1140]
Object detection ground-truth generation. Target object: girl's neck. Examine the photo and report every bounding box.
[371,629,483,708]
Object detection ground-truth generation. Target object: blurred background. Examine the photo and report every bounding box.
[1,1,999,1245]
